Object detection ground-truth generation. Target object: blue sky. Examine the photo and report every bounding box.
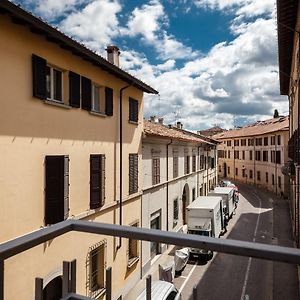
[13,0,287,130]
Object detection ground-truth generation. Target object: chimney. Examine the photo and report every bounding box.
[106,45,120,67]
[176,121,182,129]
[158,117,164,125]
[150,116,156,122]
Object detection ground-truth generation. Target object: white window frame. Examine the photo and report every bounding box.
[46,65,64,103]
[91,83,105,114]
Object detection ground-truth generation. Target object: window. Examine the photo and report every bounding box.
[152,157,160,185]
[173,155,178,178]
[248,138,254,146]
[235,168,238,176]
[277,135,281,145]
[271,150,275,163]
[227,140,232,146]
[46,65,63,102]
[192,188,196,201]
[45,155,69,225]
[234,140,239,146]
[242,168,245,178]
[255,138,262,146]
[129,154,138,194]
[257,171,261,181]
[128,222,139,267]
[264,137,268,146]
[184,155,190,174]
[241,139,246,146]
[87,241,106,298]
[278,176,281,189]
[90,154,105,209]
[263,151,268,162]
[271,136,275,145]
[91,84,111,114]
[210,157,215,169]
[173,198,179,227]
[249,170,253,179]
[228,166,230,174]
[129,98,139,122]
[242,151,245,160]
[200,154,205,170]
[228,150,231,159]
[276,151,281,164]
[266,172,268,183]
[255,150,261,161]
[219,165,222,172]
[272,174,275,185]
[192,155,196,172]
[234,150,239,159]
[249,150,253,161]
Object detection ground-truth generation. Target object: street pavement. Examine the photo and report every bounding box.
[173,183,300,300]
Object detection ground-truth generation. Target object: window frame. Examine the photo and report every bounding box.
[128,222,139,267]
[46,65,64,103]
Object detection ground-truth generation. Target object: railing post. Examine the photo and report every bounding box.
[35,278,43,300]
[146,275,151,300]
[70,259,76,293]
[0,260,3,300]
[62,261,70,297]
[193,285,198,300]
[106,267,112,300]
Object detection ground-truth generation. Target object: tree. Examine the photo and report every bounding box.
[273,109,279,118]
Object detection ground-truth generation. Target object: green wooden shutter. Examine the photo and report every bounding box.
[32,54,47,99]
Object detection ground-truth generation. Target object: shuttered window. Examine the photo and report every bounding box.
[81,76,92,111]
[69,71,81,108]
[129,98,138,122]
[152,157,160,185]
[105,87,113,116]
[32,54,47,99]
[45,155,69,225]
[173,156,178,178]
[129,154,138,195]
[192,155,196,172]
[90,154,105,209]
[184,155,190,174]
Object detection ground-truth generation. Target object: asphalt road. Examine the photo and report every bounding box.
[173,183,300,300]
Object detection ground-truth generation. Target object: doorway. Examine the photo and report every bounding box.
[43,276,62,300]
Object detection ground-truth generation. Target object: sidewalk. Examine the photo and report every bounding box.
[124,246,176,300]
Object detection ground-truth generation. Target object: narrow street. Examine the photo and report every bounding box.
[173,183,300,300]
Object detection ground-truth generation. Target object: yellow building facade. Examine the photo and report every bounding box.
[0,1,157,299]
[214,117,289,197]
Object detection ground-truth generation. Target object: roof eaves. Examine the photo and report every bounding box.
[1,0,158,94]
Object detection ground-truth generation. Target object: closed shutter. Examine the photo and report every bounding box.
[32,54,47,99]
[69,71,80,108]
[45,155,68,225]
[129,98,138,122]
[129,154,138,194]
[100,154,105,206]
[81,76,92,111]
[90,155,101,209]
[105,87,113,116]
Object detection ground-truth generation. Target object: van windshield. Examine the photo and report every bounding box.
[188,230,210,236]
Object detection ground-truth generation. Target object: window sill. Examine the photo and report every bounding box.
[44,100,71,109]
[90,110,107,117]
[128,120,139,125]
[127,256,139,268]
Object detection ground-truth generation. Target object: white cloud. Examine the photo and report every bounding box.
[60,0,122,47]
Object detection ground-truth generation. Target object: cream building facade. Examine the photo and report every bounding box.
[214,117,289,197]
[141,119,218,275]
[277,0,300,246]
[0,1,157,299]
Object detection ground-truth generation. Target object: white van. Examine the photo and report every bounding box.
[136,280,182,300]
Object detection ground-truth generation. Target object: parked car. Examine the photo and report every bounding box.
[137,280,182,300]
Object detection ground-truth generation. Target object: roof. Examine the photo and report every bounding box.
[0,0,158,94]
[213,116,289,139]
[144,120,218,145]
[187,196,222,210]
[277,0,299,95]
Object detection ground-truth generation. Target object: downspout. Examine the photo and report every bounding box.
[275,135,278,196]
[166,139,173,232]
[117,83,132,249]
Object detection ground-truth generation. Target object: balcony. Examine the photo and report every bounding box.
[0,220,300,300]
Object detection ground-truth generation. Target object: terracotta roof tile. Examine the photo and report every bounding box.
[213,116,289,140]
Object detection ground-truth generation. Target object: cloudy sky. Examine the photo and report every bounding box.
[14,0,287,130]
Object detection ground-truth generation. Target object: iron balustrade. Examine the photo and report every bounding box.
[0,219,300,300]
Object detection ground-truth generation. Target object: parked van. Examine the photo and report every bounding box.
[136,280,182,300]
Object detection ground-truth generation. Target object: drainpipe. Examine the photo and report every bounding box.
[275,135,278,196]
[117,83,132,249]
[166,139,173,232]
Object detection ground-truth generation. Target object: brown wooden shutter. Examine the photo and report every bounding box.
[129,154,138,194]
[100,154,105,206]
[69,71,80,108]
[45,156,66,225]
[133,154,138,193]
[32,54,47,99]
[90,155,101,209]
[105,87,113,116]
[81,76,92,111]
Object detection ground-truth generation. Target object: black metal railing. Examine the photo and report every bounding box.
[1,220,300,300]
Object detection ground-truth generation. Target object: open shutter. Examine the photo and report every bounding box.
[63,156,69,220]
[105,87,113,116]
[69,71,80,108]
[90,155,101,209]
[32,54,47,99]
[81,76,92,111]
[100,154,105,207]
[45,156,65,225]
